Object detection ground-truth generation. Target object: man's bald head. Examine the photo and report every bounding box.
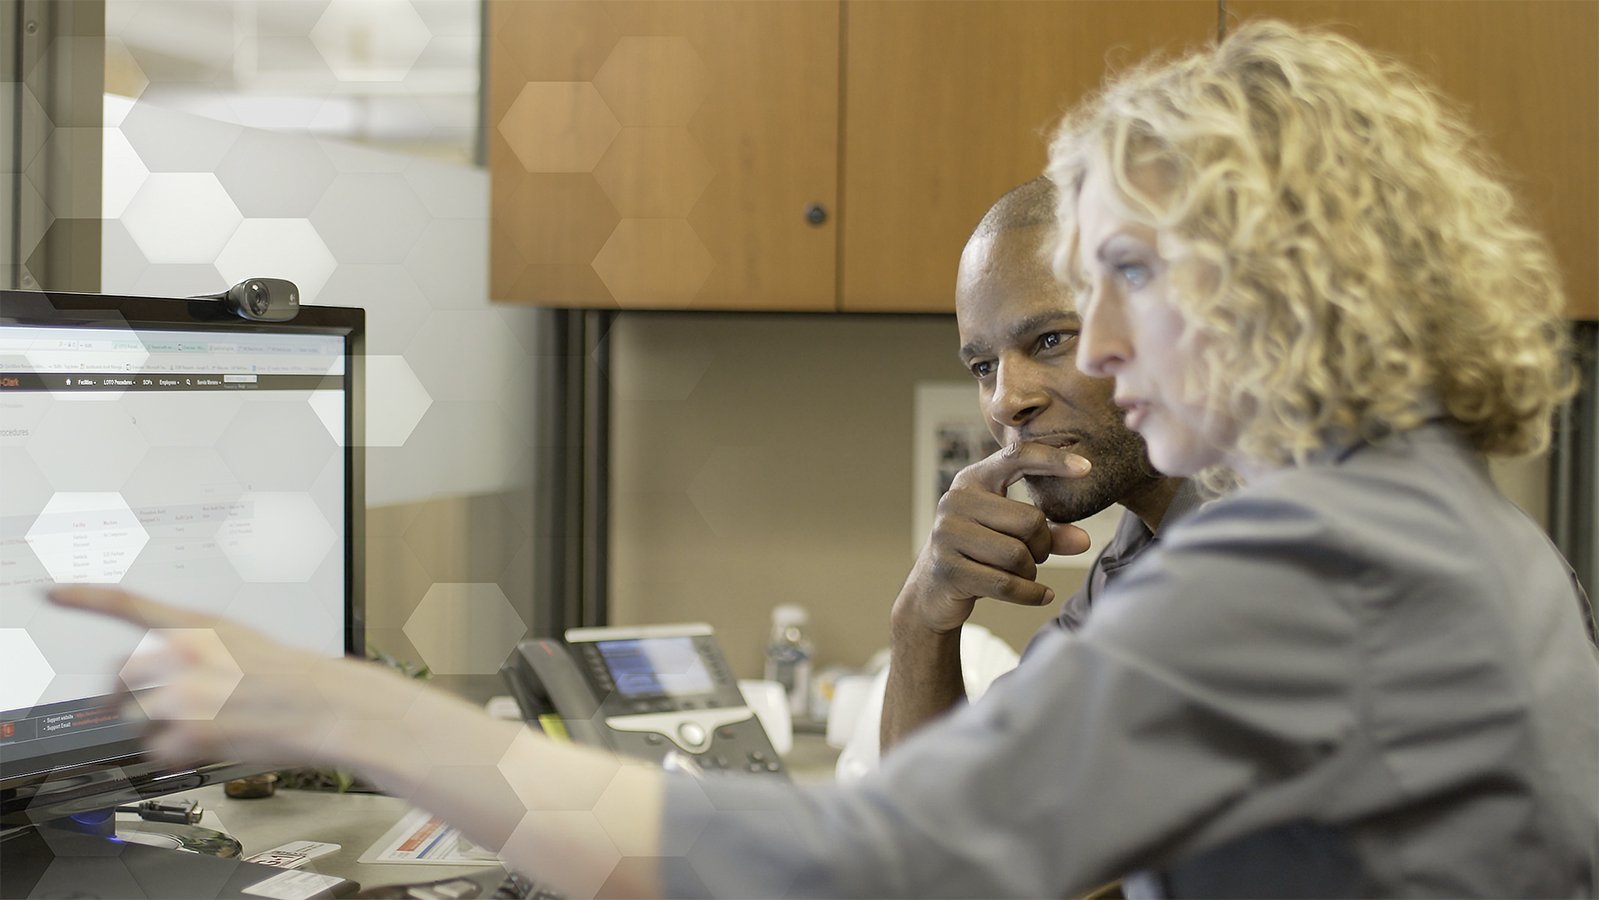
[970,176,1057,244]
[955,176,1163,524]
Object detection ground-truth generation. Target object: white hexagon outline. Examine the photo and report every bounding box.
[213,218,339,304]
[358,354,432,448]
[504,810,622,899]
[403,218,487,309]
[120,173,244,265]
[402,582,526,676]
[592,35,712,128]
[213,129,340,219]
[121,628,242,721]
[213,395,341,493]
[26,310,151,404]
[311,0,434,83]
[0,629,56,714]
[217,492,338,584]
[24,492,151,585]
[309,172,433,264]
[317,264,432,356]
[103,126,151,220]
[496,82,620,174]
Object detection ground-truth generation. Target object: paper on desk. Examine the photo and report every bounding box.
[242,869,349,900]
[357,807,500,866]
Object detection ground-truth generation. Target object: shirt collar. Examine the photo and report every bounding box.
[1154,479,1208,538]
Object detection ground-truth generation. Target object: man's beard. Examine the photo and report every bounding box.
[1023,430,1161,524]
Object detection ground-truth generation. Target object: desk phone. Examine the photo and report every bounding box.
[501,624,786,778]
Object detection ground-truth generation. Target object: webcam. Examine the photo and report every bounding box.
[195,278,300,322]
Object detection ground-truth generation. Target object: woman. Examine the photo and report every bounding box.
[53,20,1595,898]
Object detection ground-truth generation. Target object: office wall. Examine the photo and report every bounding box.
[608,313,1098,679]
[609,313,1553,681]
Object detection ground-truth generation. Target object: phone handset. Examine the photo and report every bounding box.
[500,639,614,749]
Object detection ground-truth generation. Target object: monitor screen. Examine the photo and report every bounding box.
[0,290,364,823]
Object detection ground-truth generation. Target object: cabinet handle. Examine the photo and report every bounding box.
[804,203,828,226]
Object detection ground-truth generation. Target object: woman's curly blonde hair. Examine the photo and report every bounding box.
[1047,19,1576,476]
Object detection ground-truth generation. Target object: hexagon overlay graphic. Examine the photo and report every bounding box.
[216,398,338,491]
[117,448,243,526]
[506,812,621,899]
[218,492,337,583]
[25,492,150,584]
[403,157,487,219]
[120,173,243,264]
[593,36,711,127]
[24,314,149,404]
[592,220,714,307]
[403,583,526,675]
[28,127,110,220]
[401,310,524,405]
[215,129,338,218]
[121,628,241,721]
[593,128,715,218]
[494,0,620,82]
[310,172,431,264]
[214,218,338,303]
[123,390,241,449]
[101,127,149,219]
[227,583,343,659]
[502,173,618,266]
[131,265,229,300]
[312,0,433,83]
[102,219,151,290]
[16,177,53,262]
[9,84,50,169]
[602,763,714,857]
[404,219,486,309]
[104,37,150,103]
[318,265,432,356]
[362,355,432,448]
[498,82,619,173]
[0,630,55,713]
[116,99,243,174]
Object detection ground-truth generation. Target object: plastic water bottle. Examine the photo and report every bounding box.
[763,604,814,720]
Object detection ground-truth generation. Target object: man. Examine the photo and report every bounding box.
[878,177,1204,752]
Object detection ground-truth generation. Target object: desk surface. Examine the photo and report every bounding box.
[177,782,492,893]
[172,733,841,895]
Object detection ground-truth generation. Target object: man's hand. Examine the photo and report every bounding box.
[894,441,1094,635]
[880,442,1094,751]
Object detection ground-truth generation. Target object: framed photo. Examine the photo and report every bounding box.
[912,382,1121,569]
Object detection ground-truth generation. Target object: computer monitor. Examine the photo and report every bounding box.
[0,289,365,832]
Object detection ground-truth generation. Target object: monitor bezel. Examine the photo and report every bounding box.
[0,289,366,824]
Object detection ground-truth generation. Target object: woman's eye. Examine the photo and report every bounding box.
[1115,262,1152,289]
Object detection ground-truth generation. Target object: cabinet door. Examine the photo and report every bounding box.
[489,1,840,310]
[1228,1,1597,321]
[839,1,1216,313]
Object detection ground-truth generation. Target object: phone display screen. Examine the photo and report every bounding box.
[595,637,713,698]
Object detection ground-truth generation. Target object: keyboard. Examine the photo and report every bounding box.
[492,871,566,900]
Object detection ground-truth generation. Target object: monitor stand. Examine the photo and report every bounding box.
[0,813,302,900]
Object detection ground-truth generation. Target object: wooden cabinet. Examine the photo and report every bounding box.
[1227,1,1598,321]
[490,1,1596,318]
[839,1,1215,312]
[488,1,839,311]
[489,0,1216,312]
